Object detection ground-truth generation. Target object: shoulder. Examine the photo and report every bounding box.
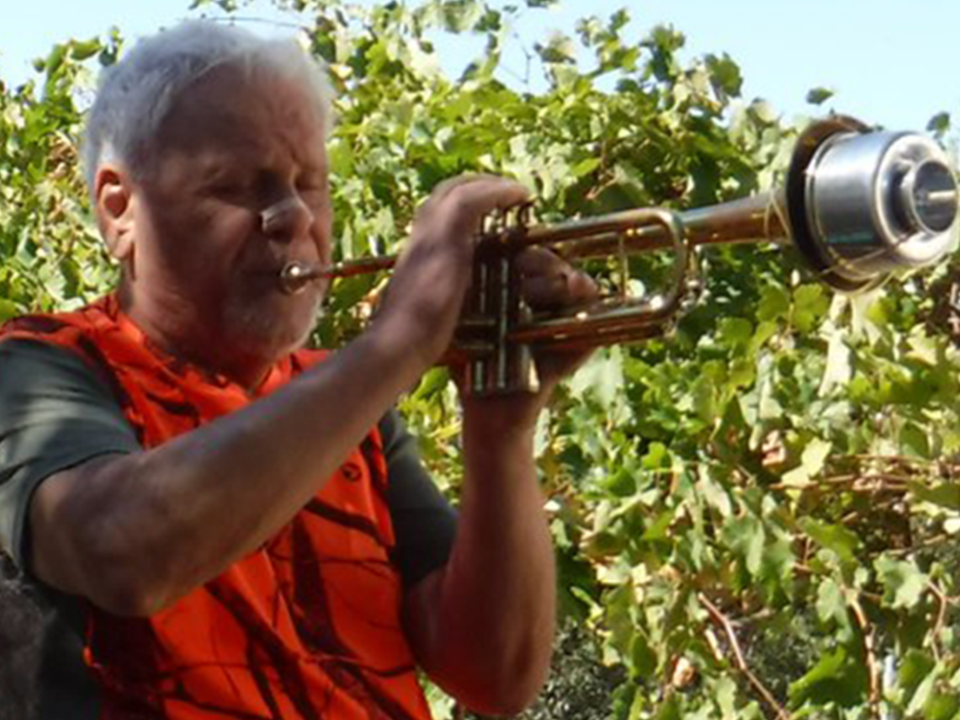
[0,337,99,382]
[0,338,132,420]
[0,298,118,368]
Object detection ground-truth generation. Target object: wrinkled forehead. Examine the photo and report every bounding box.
[153,62,327,162]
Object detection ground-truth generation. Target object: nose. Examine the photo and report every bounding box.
[259,194,314,242]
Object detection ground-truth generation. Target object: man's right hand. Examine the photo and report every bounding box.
[374,176,530,368]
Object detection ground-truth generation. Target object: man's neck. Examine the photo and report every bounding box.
[117,286,277,391]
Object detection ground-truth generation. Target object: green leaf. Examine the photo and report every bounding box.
[641,509,675,542]
[410,367,451,401]
[571,157,602,178]
[901,422,931,458]
[43,44,67,79]
[705,53,742,100]
[801,518,860,563]
[927,111,951,137]
[653,694,681,720]
[721,514,765,576]
[875,555,928,609]
[789,646,869,708]
[602,467,636,497]
[818,328,852,394]
[909,672,938,717]
[907,331,940,366]
[910,482,960,511]
[897,649,938,712]
[697,469,733,517]
[806,87,834,105]
[781,438,832,487]
[629,631,658,678]
[0,298,21,322]
[791,283,829,333]
[924,691,960,720]
[717,317,753,350]
[439,0,485,32]
[642,442,670,470]
[758,284,790,322]
[536,32,578,64]
[568,347,625,411]
[70,38,102,61]
[816,577,850,630]
[749,99,779,125]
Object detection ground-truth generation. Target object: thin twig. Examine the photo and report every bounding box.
[727,608,777,628]
[204,14,310,32]
[886,534,949,557]
[848,595,881,716]
[768,476,909,493]
[698,593,791,720]
[928,581,949,662]
[846,454,939,466]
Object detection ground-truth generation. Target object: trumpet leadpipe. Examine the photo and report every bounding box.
[278,256,397,294]
[278,193,782,295]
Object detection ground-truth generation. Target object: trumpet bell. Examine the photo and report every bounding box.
[788,116,958,292]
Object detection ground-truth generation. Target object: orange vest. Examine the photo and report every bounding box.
[1,295,432,720]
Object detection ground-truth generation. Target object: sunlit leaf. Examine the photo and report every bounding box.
[782,438,832,487]
[875,555,928,609]
[801,518,860,563]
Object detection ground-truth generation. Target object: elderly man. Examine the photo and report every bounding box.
[0,20,595,720]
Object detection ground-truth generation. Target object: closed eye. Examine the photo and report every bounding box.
[205,175,255,202]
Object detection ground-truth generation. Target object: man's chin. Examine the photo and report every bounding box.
[224,296,322,360]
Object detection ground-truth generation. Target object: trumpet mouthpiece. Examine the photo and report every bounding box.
[279,261,325,294]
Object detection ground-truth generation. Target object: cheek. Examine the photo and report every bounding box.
[313,214,334,265]
[168,206,256,272]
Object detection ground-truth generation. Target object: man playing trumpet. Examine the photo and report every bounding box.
[0,21,595,720]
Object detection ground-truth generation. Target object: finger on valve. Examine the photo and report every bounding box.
[516,248,598,311]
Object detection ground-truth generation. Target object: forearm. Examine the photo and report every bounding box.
[31,324,428,615]
[407,403,556,714]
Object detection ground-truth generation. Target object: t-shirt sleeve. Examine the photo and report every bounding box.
[381,409,458,588]
[0,339,141,568]
[0,338,456,586]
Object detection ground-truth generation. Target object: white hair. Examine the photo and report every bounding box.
[82,20,334,195]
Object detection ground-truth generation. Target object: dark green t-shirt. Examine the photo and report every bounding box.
[0,338,459,719]
[0,338,457,584]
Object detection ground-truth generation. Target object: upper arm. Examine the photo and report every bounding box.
[381,409,458,588]
[401,564,447,674]
[0,340,140,575]
[380,409,458,673]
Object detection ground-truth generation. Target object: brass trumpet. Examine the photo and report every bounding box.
[280,117,959,396]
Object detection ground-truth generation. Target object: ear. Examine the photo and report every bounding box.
[94,164,137,261]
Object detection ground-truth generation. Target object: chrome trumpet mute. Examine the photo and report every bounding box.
[788,116,959,292]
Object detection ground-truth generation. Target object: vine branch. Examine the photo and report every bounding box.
[698,593,791,720]
[848,594,881,716]
[928,581,950,662]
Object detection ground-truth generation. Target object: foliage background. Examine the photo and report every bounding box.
[3,1,960,718]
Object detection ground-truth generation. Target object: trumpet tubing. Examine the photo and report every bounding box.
[278,116,959,396]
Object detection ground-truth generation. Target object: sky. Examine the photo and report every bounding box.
[0,0,957,134]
